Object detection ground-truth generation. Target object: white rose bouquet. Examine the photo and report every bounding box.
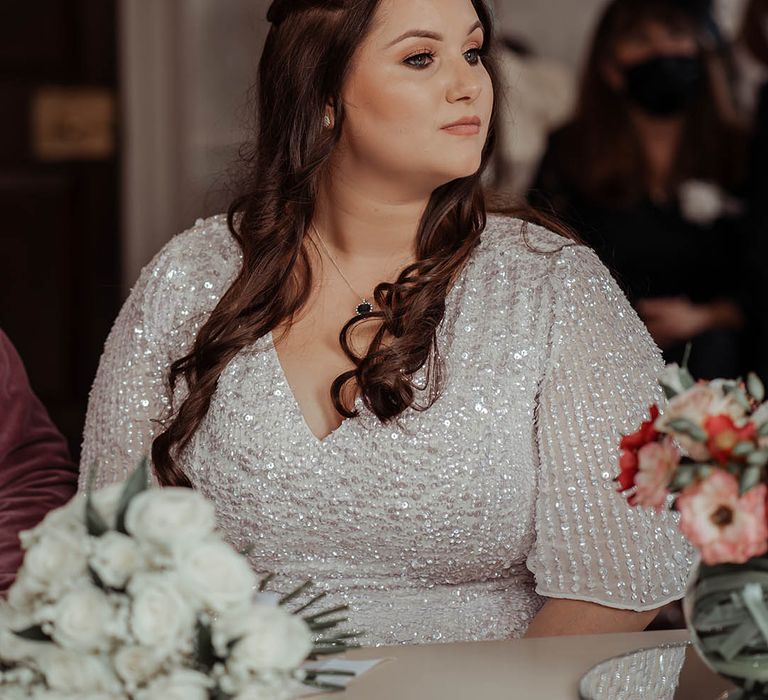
[0,461,358,699]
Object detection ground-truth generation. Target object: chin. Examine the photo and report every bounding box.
[439,155,484,182]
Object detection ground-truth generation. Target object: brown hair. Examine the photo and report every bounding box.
[542,0,746,208]
[151,0,503,486]
[741,0,768,66]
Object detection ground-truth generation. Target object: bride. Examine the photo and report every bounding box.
[80,0,692,644]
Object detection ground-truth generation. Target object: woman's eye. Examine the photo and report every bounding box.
[404,51,435,69]
[464,48,482,65]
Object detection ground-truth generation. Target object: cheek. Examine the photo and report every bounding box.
[344,67,438,135]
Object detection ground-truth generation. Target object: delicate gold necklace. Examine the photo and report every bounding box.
[311,223,375,316]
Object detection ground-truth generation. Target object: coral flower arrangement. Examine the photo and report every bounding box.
[617,364,768,566]
[617,361,768,697]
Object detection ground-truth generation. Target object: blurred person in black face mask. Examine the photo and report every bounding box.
[736,1,768,385]
[529,0,749,380]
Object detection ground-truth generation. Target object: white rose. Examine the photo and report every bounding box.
[49,585,114,652]
[112,645,163,689]
[218,606,312,677]
[3,684,40,700]
[175,540,257,614]
[124,488,216,554]
[659,364,685,395]
[19,498,85,550]
[20,530,88,598]
[32,691,124,700]
[36,647,120,694]
[128,573,195,656]
[135,669,212,700]
[6,571,41,614]
[89,532,144,590]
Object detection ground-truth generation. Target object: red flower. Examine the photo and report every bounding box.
[617,405,661,496]
[703,415,757,464]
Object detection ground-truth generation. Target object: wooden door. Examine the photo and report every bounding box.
[0,0,120,459]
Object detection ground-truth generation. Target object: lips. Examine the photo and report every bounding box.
[441,116,481,135]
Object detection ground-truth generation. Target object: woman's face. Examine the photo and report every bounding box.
[333,0,494,193]
[604,17,698,90]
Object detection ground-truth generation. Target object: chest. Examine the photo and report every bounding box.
[183,300,547,581]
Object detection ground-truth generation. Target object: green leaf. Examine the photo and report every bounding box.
[293,590,328,614]
[279,579,312,606]
[748,450,768,467]
[679,366,695,390]
[741,465,763,495]
[194,621,219,673]
[12,625,53,643]
[669,465,696,491]
[258,573,275,592]
[681,342,693,371]
[85,495,110,538]
[308,617,349,632]
[89,565,108,591]
[730,387,752,412]
[304,604,349,623]
[85,461,109,537]
[660,382,678,400]
[115,458,150,535]
[733,442,756,457]
[759,422,768,438]
[667,418,707,442]
[749,373,766,403]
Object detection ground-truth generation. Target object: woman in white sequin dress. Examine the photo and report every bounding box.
[80,0,693,644]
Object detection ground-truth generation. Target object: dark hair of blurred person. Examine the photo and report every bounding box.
[735,0,768,117]
[0,330,77,594]
[530,0,749,379]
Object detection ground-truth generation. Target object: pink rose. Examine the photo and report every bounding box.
[677,471,768,565]
[632,438,680,510]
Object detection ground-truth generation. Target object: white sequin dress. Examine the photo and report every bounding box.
[79,214,694,645]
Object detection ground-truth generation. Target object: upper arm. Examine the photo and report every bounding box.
[526,245,694,611]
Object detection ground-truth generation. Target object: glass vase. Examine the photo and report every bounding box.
[685,555,768,700]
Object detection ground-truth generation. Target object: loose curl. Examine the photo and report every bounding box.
[152,0,501,486]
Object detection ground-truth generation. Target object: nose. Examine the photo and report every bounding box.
[445,57,482,104]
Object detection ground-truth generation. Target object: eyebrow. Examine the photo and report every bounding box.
[385,20,484,48]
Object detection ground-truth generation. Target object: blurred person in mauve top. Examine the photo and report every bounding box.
[530,0,749,380]
[0,329,78,594]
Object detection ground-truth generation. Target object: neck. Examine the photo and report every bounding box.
[311,169,431,270]
[629,110,685,193]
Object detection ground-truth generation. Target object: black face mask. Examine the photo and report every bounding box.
[622,55,702,117]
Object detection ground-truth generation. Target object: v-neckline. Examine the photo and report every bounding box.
[266,246,474,447]
[267,330,361,446]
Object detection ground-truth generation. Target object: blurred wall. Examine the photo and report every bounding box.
[119,0,270,294]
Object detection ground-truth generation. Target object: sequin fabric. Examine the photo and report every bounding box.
[79,214,694,646]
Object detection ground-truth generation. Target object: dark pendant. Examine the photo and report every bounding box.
[356,301,373,316]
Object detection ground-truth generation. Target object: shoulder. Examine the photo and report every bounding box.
[131,214,241,335]
[477,214,632,317]
[480,213,608,270]
[140,214,240,292]
[477,213,583,277]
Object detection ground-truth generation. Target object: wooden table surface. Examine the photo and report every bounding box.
[316,629,736,700]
